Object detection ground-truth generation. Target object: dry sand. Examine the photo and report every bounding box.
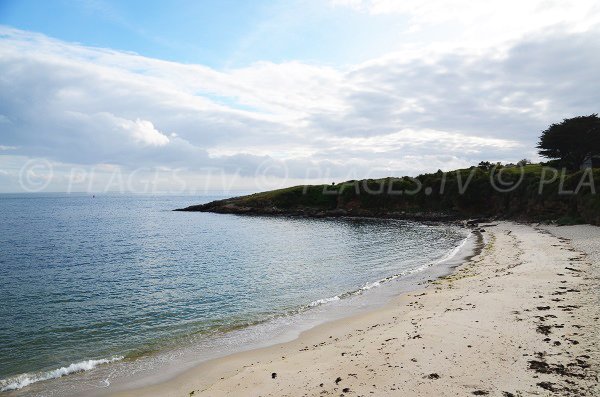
[112,222,599,397]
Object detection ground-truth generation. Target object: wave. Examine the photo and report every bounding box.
[304,231,473,309]
[1,232,474,393]
[0,356,124,392]
[308,296,341,307]
[434,231,473,265]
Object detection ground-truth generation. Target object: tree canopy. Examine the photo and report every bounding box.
[537,114,600,169]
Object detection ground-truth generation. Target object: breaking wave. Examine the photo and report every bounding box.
[0,356,124,392]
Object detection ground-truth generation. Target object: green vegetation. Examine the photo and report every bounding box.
[178,116,600,224]
[178,165,600,225]
[537,114,600,169]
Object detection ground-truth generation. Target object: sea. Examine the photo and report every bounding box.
[0,193,475,396]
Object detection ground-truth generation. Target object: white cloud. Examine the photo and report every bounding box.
[0,18,599,191]
[331,0,600,31]
[120,118,170,147]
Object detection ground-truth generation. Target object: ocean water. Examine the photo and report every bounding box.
[0,194,471,396]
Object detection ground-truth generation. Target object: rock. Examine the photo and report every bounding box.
[327,208,348,216]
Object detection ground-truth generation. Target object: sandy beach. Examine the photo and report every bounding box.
[111,222,599,397]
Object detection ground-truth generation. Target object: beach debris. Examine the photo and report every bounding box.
[426,373,440,379]
[271,372,277,379]
[472,391,489,395]
[536,324,552,335]
[536,381,557,391]
[528,359,585,378]
[335,377,342,384]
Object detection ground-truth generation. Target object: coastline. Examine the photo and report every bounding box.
[90,224,478,396]
[3,219,472,397]
[109,221,599,397]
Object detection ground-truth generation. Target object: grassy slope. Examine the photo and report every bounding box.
[180,165,600,225]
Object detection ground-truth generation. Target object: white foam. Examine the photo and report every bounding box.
[308,296,341,307]
[360,280,381,290]
[306,232,473,311]
[434,231,473,266]
[0,356,123,392]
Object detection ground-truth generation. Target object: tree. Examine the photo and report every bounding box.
[537,114,600,170]
[477,161,492,170]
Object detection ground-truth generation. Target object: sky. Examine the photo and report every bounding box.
[0,0,599,193]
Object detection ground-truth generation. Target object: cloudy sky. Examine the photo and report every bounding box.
[0,0,599,193]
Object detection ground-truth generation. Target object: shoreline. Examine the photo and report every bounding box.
[94,225,479,396]
[109,221,599,397]
[2,220,475,397]
[175,205,467,224]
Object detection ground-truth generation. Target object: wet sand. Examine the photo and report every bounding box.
[111,222,599,397]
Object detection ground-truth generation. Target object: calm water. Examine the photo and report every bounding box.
[0,194,468,395]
